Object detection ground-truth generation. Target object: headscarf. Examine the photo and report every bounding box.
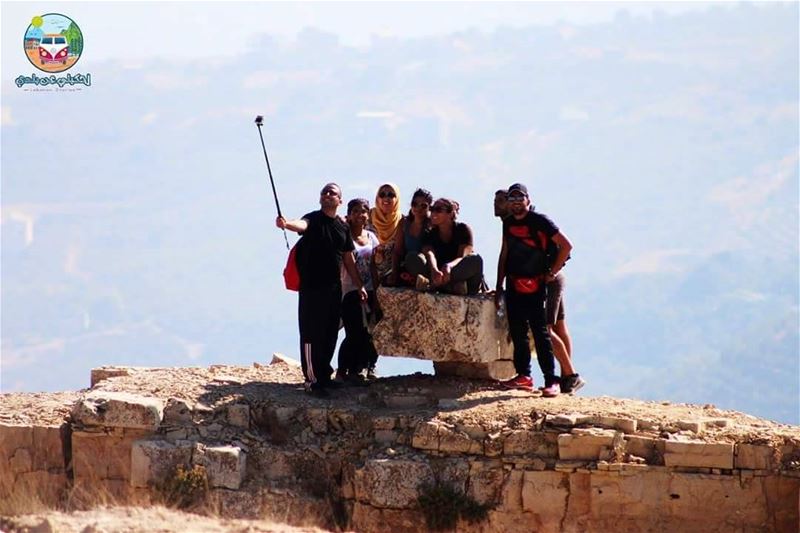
[369,182,402,244]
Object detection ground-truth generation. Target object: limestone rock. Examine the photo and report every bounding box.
[354,458,435,509]
[72,391,164,431]
[72,427,152,493]
[373,287,512,365]
[194,444,246,490]
[504,430,555,457]
[226,404,250,429]
[663,440,734,470]
[521,470,569,527]
[558,428,619,461]
[433,360,515,380]
[270,353,301,367]
[130,439,193,488]
[163,398,193,425]
[735,443,775,470]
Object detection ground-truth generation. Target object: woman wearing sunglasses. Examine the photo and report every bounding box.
[369,183,402,285]
[406,198,484,295]
[389,188,433,286]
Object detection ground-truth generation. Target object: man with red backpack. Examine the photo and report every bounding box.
[495,183,573,397]
[277,182,367,398]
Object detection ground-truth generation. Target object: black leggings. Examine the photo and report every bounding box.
[337,290,379,374]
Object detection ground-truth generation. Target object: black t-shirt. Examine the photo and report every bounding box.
[503,210,559,276]
[298,210,355,290]
[422,222,473,265]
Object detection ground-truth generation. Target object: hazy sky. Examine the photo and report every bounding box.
[3,1,717,64]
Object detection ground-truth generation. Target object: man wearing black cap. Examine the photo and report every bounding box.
[495,183,573,396]
[493,188,585,395]
[277,182,367,398]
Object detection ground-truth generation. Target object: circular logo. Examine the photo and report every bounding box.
[23,13,84,73]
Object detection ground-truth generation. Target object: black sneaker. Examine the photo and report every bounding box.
[345,373,369,387]
[306,384,331,398]
[561,374,586,394]
[323,380,344,390]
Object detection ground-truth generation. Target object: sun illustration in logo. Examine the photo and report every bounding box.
[24,13,84,73]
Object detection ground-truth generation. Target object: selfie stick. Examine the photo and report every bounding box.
[255,115,289,249]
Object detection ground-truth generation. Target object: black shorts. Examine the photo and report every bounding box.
[546,273,566,326]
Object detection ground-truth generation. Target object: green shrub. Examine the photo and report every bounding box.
[417,482,491,531]
[156,464,208,509]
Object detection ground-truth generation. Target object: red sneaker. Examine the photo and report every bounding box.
[501,375,533,391]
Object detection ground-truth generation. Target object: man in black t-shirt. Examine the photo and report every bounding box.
[495,183,573,397]
[493,190,585,395]
[277,183,367,397]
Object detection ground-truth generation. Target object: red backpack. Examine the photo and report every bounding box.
[283,243,301,291]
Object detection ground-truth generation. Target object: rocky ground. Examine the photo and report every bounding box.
[0,505,328,532]
[2,359,796,444]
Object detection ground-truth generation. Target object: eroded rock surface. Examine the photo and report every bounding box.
[373,287,515,379]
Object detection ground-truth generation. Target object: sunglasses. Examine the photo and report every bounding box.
[508,194,527,202]
[378,191,396,199]
[412,202,429,209]
[321,189,340,197]
[431,205,452,213]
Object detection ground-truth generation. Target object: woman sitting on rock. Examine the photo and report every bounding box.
[404,198,484,295]
[389,188,432,287]
[369,183,402,285]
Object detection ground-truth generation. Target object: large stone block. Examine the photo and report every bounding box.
[735,443,775,470]
[438,424,482,454]
[130,439,193,488]
[467,461,506,505]
[72,428,152,499]
[667,473,768,526]
[373,288,512,363]
[521,470,569,528]
[433,360,516,380]
[411,421,441,451]
[194,444,246,490]
[0,424,68,511]
[663,440,734,470]
[558,428,619,461]
[504,430,556,457]
[351,502,427,533]
[354,459,434,509]
[72,391,164,431]
[588,470,671,519]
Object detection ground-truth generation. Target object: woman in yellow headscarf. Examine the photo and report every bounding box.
[369,182,402,284]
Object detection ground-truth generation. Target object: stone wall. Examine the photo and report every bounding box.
[1,365,798,532]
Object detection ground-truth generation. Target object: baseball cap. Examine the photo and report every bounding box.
[508,183,528,196]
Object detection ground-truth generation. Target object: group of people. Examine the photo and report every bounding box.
[276,181,584,398]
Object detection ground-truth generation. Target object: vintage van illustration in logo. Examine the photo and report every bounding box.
[24,14,83,73]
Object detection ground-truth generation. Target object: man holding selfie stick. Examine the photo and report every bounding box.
[277,183,367,398]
